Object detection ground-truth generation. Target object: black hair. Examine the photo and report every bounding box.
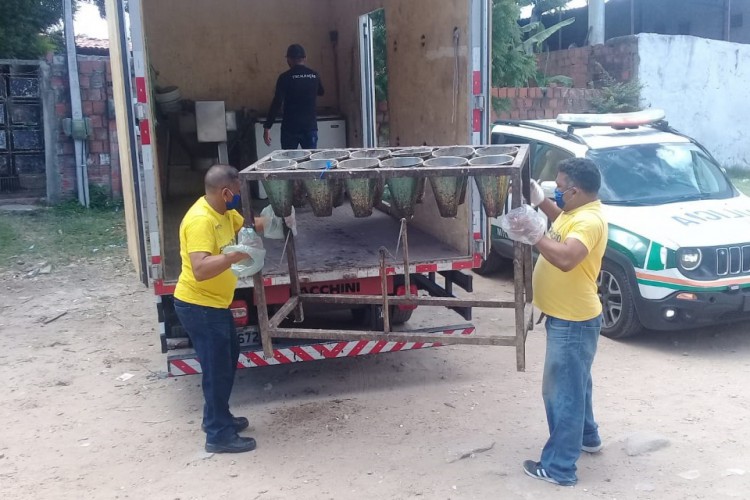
[204,164,239,192]
[558,158,601,194]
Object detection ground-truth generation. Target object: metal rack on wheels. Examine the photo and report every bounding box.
[238,145,534,371]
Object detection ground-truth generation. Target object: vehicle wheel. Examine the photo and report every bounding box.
[389,306,414,325]
[597,260,643,339]
[353,305,413,328]
[474,249,508,276]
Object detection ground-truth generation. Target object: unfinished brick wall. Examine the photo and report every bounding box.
[492,86,599,121]
[48,54,121,201]
[537,36,639,88]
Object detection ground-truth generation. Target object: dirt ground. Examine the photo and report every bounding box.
[1,257,749,500]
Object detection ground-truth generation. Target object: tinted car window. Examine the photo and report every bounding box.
[587,143,735,205]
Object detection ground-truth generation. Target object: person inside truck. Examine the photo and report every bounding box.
[172,164,268,454]
[263,43,325,149]
[506,158,607,486]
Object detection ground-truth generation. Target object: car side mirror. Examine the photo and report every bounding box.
[540,181,557,198]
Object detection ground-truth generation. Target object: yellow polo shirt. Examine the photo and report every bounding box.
[532,200,607,321]
[174,197,244,309]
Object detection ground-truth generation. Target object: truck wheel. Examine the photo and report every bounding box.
[474,249,508,276]
[353,305,413,329]
[389,306,414,325]
[598,260,643,339]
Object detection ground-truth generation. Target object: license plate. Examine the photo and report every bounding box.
[237,330,258,346]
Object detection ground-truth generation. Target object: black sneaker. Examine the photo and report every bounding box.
[201,416,250,433]
[205,435,257,454]
[522,460,574,486]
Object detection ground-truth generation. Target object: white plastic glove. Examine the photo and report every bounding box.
[499,205,547,245]
[529,179,546,208]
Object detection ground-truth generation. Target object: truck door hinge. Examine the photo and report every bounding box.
[473,95,486,111]
[149,263,163,281]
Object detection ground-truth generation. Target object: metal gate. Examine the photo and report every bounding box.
[0,64,45,194]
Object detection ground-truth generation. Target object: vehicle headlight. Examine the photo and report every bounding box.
[678,248,702,271]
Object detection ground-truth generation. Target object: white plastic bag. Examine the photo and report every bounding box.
[259,205,297,239]
[499,205,547,246]
[223,227,266,278]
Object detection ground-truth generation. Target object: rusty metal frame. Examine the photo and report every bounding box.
[240,146,534,371]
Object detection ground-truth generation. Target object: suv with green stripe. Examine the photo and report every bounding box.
[487,111,750,339]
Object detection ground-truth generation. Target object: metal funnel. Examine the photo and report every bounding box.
[271,150,311,162]
[424,156,469,218]
[382,157,423,218]
[300,159,339,216]
[475,145,519,157]
[311,149,350,161]
[469,155,514,217]
[340,158,380,217]
[350,149,391,160]
[433,146,475,159]
[393,148,432,203]
[257,159,297,217]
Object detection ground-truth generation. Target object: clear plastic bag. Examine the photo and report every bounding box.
[499,205,547,245]
[259,205,297,240]
[223,227,266,278]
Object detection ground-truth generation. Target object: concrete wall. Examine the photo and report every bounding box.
[637,33,750,169]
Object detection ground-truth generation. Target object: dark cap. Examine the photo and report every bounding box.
[286,44,306,59]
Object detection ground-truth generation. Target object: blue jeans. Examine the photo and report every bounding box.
[540,315,602,485]
[173,299,240,444]
[281,129,318,149]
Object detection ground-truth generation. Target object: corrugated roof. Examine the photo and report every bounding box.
[75,36,109,54]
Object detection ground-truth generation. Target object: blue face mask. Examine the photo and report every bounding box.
[225,190,242,211]
[554,187,574,210]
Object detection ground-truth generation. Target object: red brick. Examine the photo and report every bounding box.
[94,127,108,141]
[78,75,90,88]
[496,88,508,99]
[82,101,94,114]
[88,140,105,153]
[92,100,106,114]
[518,87,528,98]
[88,115,103,128]
[78,60,95,75]
[87,88,103,101]
[55,103,69,117]
[510,110,520,120]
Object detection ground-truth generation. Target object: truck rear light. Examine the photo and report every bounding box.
[230,300,249,327]
[396,285,418,311]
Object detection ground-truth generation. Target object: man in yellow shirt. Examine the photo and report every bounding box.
[518,158,608,486]
[174,164,266,454]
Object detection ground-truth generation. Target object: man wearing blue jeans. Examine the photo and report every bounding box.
[174,164,268,453]
[516,158,608,485]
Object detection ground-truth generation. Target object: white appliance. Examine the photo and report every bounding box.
[253,116,347,198]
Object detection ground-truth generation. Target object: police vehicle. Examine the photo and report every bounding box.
[486,110,750,339]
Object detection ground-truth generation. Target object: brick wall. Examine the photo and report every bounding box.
[48,53,121,201]
[492,86,599,121]
[537,36,639,88]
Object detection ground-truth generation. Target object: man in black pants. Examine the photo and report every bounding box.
[263,44,324,149]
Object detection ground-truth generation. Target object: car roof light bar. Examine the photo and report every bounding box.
[493,120,587,145]
[557,109,666,129]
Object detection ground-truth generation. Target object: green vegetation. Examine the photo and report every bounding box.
[0,203,126,269]
[589,62,642,113]
[728,170,750,197]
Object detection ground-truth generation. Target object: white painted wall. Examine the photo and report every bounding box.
[637,33,750,169]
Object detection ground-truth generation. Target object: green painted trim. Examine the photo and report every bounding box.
[607,224,649,268]
[646,242,665,271]
[636,278,750,293]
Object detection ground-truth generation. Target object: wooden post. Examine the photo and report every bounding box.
[253,272,273,358]
[285,227,305,322]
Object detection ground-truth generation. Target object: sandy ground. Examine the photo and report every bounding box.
[1,258,749,500]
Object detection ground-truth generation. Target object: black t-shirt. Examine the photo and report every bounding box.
[264,64,324,133]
